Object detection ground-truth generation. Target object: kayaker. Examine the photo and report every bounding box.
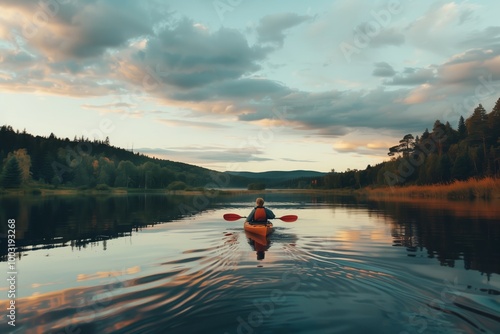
[246,198,275,224]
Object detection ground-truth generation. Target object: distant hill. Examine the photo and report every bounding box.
[227,170,326,179]
[226,170,326,188]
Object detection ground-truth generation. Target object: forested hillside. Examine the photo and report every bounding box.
[324,99,500,189]
[0,126,221,190]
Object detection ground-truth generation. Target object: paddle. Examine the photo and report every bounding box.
[223,213,298,222]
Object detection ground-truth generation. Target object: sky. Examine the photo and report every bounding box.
[1,0,500,173]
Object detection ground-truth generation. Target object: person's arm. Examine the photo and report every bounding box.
[246,208,256,222]
[265,208,275,219]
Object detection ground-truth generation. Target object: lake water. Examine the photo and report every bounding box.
[0,193,499,334]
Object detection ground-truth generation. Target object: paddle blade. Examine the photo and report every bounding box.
[279,215,298,222]
[223,213,245,221]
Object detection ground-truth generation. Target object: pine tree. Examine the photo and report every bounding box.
[466,104,489,173]
[398,134,415,158]
[442,121,458,151]
[458,115,467,140]
[421,128,430,142]
[487,97,500,146]
[492,97,500,114]
[7,149,31,184]
[432,120,446,156]
[387,134,415,158]
[466,104,488,145]
[1,156,22,188]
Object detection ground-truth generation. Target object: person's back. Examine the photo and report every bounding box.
[246,198,275,224]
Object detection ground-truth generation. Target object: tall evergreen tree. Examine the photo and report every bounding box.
[421,128,430,141]
[487,98,500,146]
[466,104,489,173]
[1,156,22,188]
[431,120,446,156]
[442,121,458,151]
[466,104,488,145]
[492,97,500,115]
[7,149,31,184]
[457,115,467,140]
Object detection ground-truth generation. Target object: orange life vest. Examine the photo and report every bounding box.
[254,207,267,222]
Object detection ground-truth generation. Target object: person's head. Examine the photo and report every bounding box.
[256,198,265,206]
[257,251,265,260]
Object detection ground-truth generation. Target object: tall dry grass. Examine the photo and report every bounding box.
[365,177,500,200]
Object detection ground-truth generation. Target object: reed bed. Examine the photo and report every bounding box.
[365,177,500,200]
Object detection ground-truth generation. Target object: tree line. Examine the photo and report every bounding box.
[324,98,500,189]
[0,126,220,190]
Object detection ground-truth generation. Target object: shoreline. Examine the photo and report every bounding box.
[1,177,499,201]
[0,187,355,197]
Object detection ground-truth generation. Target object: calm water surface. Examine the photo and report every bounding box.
[0,193,499,334]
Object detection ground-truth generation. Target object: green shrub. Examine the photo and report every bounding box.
[31,188,42,195]
[95,184,110,191]
[247,183,266,190]
[167,181,187,190]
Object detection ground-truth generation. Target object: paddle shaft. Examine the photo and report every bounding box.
[223,213,297,222]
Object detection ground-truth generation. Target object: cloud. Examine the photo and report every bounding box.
[156,118,228,129]
[431,48,500,90]
[256,13,312,47]
[357,23,405,48]
[0,9,274,99]
[170,77,289,102]
[459,26,500,51]
[438,50,500,86]
[0,0,152,96]
[0,50,36,67]
[458,7,477,25]
[81,102,146,117]
[122,18,270,92]
[82,102,137,110]
[236,87,432,136]
[372,62,396,77]
[1,0,499,144]
[367,27,405,48]
[1,0,158,60]
[405,2,481,55]
[400,48,500,117]
[281,158,316,163]
[331,130,398,156]
[384,67,436,86]
[137,146,271,164]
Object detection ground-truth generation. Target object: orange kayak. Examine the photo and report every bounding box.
[244,221,274,236]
